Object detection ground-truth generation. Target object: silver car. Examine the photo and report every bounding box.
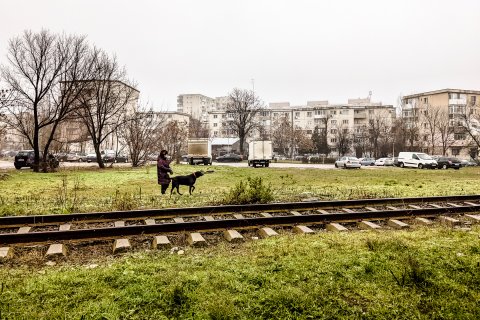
[335,156,361,169]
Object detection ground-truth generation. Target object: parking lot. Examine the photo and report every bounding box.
[0,159,389,170]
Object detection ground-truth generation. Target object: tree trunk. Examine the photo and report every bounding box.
[94,144,105,169]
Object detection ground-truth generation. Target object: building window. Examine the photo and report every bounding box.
[295,112,300,117]
[315,110,325,115]
[168,114,172,118]
[307,112,312,117]
[342,120,349,124]
[454,133,465,140]
[331,120,337,125]
[330,138,337,143]
[213,115,218,118]
[213,123,217,127]
[423,97,428,104]
[452,148,460,156]
[343,129,348,133]
[472,96,477,105]
[330,110,336,115]
[330,129,337,134]
[306,130,312,134]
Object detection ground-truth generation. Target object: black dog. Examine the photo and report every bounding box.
[170,171,204,195]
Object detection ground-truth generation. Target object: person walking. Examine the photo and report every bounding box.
[157,150,173,194]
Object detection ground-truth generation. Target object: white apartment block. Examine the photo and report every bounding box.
[179,93,395,156]
[402,88,480,158]
[177,94,216,122]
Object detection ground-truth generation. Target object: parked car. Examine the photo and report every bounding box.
[460,159,477,167]
[114,154,128,163]
[0,150,17,158]
[86,153,97,163]
[335,156,361,169]
[103,152,128,163]
[360,157,375,166]
[375,158,394,166]
[14,150,35,169]
[436,157,461,170]
[67,153,86,162]
[216,153,243,162]
[55,152,68,162]
[78,154,88,162]
[14,150,59,169]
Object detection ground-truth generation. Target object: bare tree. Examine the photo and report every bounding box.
[294,127,313,155]
[223,88,262,154]
[75,49,138,168]
[367,110,393,158]
[188,117,209,138]
[458,102,480,151]
[119,106,164,167]
[353,126,370,158]
[160,120,188,164]
[421,104,442,154]
[256,121,271,141]
[1,30,67,171]
[436,109,455,156]
[271,116,291,156]
[335,125,353,156]
[311,113,332,156]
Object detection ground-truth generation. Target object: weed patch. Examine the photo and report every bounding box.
[219,177,274,205]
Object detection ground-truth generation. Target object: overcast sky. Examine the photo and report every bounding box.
[1,0,479,110]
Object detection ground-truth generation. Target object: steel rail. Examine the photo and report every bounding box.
[1,204,479,245]
[1,194,480,228]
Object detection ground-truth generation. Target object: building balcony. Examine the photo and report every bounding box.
[449,98,466,105]
[354,112,366,118]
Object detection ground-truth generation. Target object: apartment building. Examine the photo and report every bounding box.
[177,94,216,122]
[402,89,480,158]
[197,94,395,156]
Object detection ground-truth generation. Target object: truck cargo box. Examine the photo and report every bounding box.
[187,139,212,165]
[248,141,273,167]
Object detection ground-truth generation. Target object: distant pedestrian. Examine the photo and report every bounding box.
[157,150,173,194]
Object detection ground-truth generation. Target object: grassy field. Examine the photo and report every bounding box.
[1,165,480,319]
[0,227,479,319]
[1,164,480,216]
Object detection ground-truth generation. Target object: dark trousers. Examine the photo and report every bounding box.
[160,184,169,194]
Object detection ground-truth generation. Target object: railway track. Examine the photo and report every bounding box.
[1,195,480,260]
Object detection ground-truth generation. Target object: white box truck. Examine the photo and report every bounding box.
[187,139,212,165]
[248,140,273,167]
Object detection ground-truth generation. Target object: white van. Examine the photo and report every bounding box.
[397,152,437,169]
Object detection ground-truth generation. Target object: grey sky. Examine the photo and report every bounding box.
[1,0,479,110]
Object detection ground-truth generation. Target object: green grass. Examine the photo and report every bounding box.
[0,227,479,319]
[1,165,480,318]
[1,165,480,215]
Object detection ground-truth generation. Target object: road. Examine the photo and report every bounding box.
[0,160,383,170]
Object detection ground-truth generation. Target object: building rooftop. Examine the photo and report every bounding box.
[403,89,480,99]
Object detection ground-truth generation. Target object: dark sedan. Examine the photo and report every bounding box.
[437,157,461,170]
[216,154,242,162]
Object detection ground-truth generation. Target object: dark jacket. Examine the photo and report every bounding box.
[157,157,172,185]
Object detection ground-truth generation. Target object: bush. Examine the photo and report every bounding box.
[220,177,274,205]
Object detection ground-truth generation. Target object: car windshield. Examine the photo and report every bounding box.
[347,157,358,160]
[417,154,432,160]
[17,151,30,156]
